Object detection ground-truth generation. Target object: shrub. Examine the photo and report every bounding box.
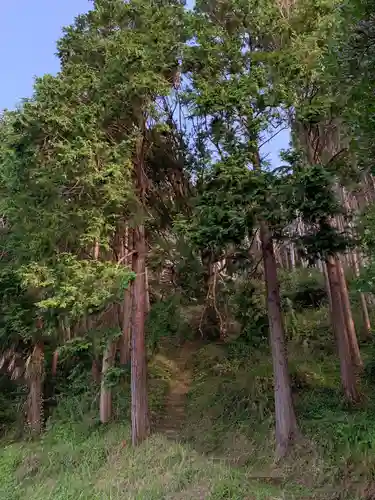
[285,306,334,352]
[146,296,190,349]
[0,376,26,437]
[280,268,327,311]
[230,279,268,346]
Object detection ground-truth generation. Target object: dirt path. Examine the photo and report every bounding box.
[157,341,199,440]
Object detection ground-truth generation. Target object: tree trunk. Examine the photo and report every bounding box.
[92,359,101,384]
[27,377,43,435]
[99,340,117,424]
[260,222,298,457]
[145,267,150,314]
[353,250,371,337]
[326,256,359,402]
[359,291,371,338]
[120,285,133,365]
[119,227,133,365]
[200,252,222,340]
[26,343,44,435]
[342,186,371,338]
[336,258,363,368]
[322,260,333,313]
[290,243,296,270]
[131,224,150,445]
[51,350,59,376]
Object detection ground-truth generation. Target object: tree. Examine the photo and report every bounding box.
[0,70,136,431]
[281,160,360,402]
[263,0,365,399]
[182,0,299,456]
[0,0,188,444]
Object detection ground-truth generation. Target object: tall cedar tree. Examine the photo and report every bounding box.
[0,0,186,441]
[0,67,135,432]
[184,0,298,456]
[57,0,186,444]
[264,0,363,401]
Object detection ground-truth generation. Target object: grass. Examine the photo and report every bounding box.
[183,339,375,499]
[3,330,375,499]
[0,422,300,500]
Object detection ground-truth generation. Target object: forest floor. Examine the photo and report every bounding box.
[155,340,197,440]
[1,338,375,499]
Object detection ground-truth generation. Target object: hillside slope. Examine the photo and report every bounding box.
[2,340,375,499]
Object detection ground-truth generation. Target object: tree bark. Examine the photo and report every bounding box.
[336,258,363,368]
[359,290,371,338]
[131,224,150,445]
[290,243,296,270]
[342,186,371,338]
[99,340,117,424]
[353,250,371,337]
[120,285,133,365]
[26,343,44,435]
[260,222,298,457]
[322,260,333,313]
[120,228,133,365]
[326,256,359,402]
[51,350,59,376]
[92,359,101,384]
[145,267,150,314]
[200,252,222,340]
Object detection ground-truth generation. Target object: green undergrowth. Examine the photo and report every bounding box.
[0,342,305,500]
[3,332,375,498]
[0,421,301,500]
[182,340,375,499]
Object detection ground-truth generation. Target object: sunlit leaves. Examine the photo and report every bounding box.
[21,255,134,320]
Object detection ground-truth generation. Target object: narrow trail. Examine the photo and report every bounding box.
[157,341,199,440]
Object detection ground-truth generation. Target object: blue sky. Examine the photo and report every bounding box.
[0,0,289,165]
[0,0,90,110]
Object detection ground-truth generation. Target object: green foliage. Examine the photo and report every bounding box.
[280,160,353,261]
[335,0,375,176]
[0,421,293,500]
[286,307,334,351]
[209,473,259,500]
[57,338,93,362]
[0,81,133,262]
[354,263,375,295]
[2,0,375,496]
[103,366,126,389]
[280,268,327,311]
[174,244,206,301]
[181,0,295,266]
[230,279,268,346]
[354,204,375,298]
[21,256,134,320]
[0,264,39,346]
[364,355,375,386]
[146,296,190,350]
[286,164,343,223]
[179,162,258,256]
[0,3,191,445]
[0,376,26,437]
[183,341,375,497]
[185,344,275,455]
[360,204,375,252]
[278,269,333,350]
